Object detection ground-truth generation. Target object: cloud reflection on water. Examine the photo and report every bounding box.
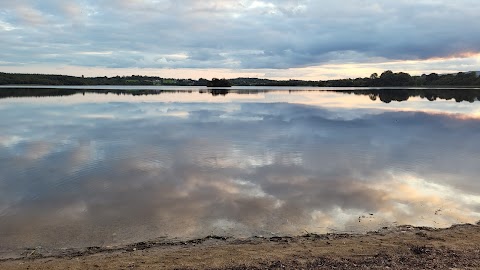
[0,95,479,252]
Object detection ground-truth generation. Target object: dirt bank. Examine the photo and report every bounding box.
[1,223,479,269]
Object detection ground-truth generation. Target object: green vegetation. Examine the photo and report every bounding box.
[1,70,480,87]
[320,70,480,87]
[207,78,232,87]
[0,73,204,86]
[228,78,320,86]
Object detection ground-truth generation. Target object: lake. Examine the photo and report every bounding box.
[1,87,479,257]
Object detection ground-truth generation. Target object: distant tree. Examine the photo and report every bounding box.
[396,72,413,86]
[425,73,439,83]
[194,78,209,86]
[207,78,232,87]
[379,70,395,86]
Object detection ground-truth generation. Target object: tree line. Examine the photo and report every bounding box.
[321,70,480,87]
[1,70,480,87]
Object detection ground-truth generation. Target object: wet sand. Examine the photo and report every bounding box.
[1,222,479,269]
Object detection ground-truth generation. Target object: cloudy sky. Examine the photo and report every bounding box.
[1,0,480,79]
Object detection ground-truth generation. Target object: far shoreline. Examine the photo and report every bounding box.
[1,84,480,89]
[2,70,480,88]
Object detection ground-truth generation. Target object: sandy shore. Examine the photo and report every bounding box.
[1,222,479,269]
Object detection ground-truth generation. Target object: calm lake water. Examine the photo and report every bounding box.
[1,87,480,256]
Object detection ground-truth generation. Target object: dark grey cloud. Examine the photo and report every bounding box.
[1,0,480,70]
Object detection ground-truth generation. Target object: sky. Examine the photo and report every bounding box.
[1,0,480,80]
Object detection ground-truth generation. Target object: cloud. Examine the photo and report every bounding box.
[0,0,480,76]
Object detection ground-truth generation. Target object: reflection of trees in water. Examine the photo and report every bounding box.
[0,89,190,99]
[0,88,268,99]
[1,88,480,103]
[0,88,80,99]
[335,89,480,103]
[205,89,230,96]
